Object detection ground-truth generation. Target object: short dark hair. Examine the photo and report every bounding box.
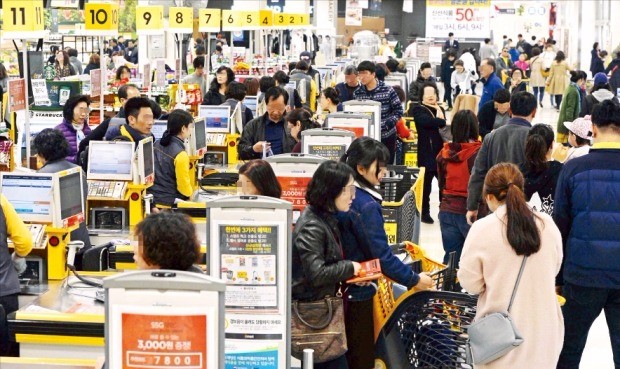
[592,100,620,129]
[295,60,309,71]
[305,161,355,213]
[322,87,340,105]
[454,59,464,67]
[525,124,554,173]
[193,56,205,69]
[482,58,496,72]
[356,60,376,74]
[160,109,193,147]
[33,128,69,162]
[62,94,90,122]
[555,51,566,62]
[484,38,491,44]
[531,47,541,57]
[420,62,432,71]
[451,110,479,143]
[215,45,223,53]
[134,212,200,271]
[518,34,523,38]
[385,59,399,73]
[116,65,131,80]
[118,84,139,100]
[225,81,247,101]
[124,97,153,125]
[418,82,439,103]
[341,137,390,189]
[148,99,162,120]
[493,88,511,103]
[392,85,406,103]
[375,63,388,81]
[286,108,319,140]
[448,32,454,37]
[68,48,78,57]
[195,46,206,56]
[238,159,282,198]
[259,76,276,93]
[273,70,290,85]
[510,91,537,117]
[264,86,288,105]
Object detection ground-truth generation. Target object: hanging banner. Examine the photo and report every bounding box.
[345,0,362,26]
[90,69,102,97]
[425,0,491,39]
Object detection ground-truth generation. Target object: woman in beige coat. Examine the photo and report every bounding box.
[458,163,564,369]
[529,47,546,108]
[546,51,571,109]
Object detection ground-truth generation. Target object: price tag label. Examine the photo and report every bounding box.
[136,6,163,34]
[384,222,398,244]
[169,7,193,33]
[198,9,221,32]
[222,10,242,31]
[259,10,273,28]
[2,0,44,33]
[241,11,260,30]
[84,3,119,32]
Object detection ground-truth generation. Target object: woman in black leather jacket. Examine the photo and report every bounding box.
[292,160,362,369]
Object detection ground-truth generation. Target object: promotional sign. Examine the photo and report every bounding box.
[8,79,26,113]
[143,63,151,91]
[156,59,166,87]
[206,197,291,369]
[345,0,362,26]
[136,5,164,34]
[222,10,242,31]
[31,79,51,106]
[199,9,221,32]
[84,2,119,33]
[278,177,310,211]
[307,145,346,161]
[90,69,101,97]
[169,6,194,33]
[2,0,44,38]
[425,0,491,39]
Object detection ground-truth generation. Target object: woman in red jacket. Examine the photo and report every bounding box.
[436,110,482,265]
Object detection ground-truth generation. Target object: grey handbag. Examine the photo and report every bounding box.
[466,256,527,365]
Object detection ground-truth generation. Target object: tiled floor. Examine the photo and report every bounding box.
[420,101,615,368]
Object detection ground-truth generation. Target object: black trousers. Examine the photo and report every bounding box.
[0,293,19,356]
[422,169,440,217]
[443,82,452,108]
[381,134,397,165]
[345,299,375,369]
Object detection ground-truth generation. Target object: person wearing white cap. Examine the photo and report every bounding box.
[564,115,593,162]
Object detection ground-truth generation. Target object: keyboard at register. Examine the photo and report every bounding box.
[88,181,127,199]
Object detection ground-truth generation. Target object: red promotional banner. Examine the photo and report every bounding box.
[278,176,310,211]
[121,313,207,369]
[8,79,26,112]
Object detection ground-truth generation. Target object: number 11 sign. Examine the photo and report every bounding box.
[1,0,46,39]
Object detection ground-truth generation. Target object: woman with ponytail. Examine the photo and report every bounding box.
[286,108,321,153]
[148,109,194,208]
[522,124,563,215]
[458,163,564,368]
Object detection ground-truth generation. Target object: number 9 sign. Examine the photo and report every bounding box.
[136,6,163,33]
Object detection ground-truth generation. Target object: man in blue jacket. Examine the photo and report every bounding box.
[478,58,505,111]
[554,100,620,368]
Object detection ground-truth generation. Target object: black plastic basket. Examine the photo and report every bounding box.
[379,165,420,202]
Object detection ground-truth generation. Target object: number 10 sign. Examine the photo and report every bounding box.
[84,2,119,35]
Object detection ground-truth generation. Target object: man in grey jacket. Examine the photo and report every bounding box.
[466,91,537,224]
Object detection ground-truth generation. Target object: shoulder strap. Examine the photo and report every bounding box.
[507,256,528,312]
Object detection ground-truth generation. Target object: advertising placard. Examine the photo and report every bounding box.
[31,79,51,106]
[8,79,26,112]
[90,69,101,97]
[425,0,491,39]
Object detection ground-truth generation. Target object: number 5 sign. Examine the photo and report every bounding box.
[84,2,119,34]
[136,6,163,34]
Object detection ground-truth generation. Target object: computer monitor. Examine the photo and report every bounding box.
[230,103,243,134]
[342,100,382,140]
[87,141,135,181]
[325,112,373,138]
[151,120,168,141]
[384,76,407,93]
[135,137,155,185]
[198,105,231,134]
[243,96,258,118]
[301,128,356,161]
[189,116,208,157]
[0,172,54,223]
[54,168,85,228]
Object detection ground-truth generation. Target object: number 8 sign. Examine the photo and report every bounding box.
[169,7,193,33]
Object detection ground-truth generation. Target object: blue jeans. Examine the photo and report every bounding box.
[438,211,471,265]
[557,282,620,369]
[533,86,545,102]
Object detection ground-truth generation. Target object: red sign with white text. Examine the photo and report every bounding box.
[8,79,26,112]
[278,176,310,212]
[121,313,207,369]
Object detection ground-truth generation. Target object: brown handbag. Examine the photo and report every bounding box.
[290,296,347,363]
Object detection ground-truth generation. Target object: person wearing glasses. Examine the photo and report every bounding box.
[337,137,433,369]
[292,160,362,369]
[238,87,296,160]
[54,94,91,164]
[496,47,514,83]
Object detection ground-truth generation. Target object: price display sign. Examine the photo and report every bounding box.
[8,79,26,113]
[143,63,151,91]
[199,9,221,32]
[221,10,241,31]
[382,208,398,244]
[240,11,260,30]
[156,59,166,87]
[259,10,273,28]
[278,177,310,211]
[90,69,102,97]
[31,79,51,106]
[307,145,346,161]
[2,0,44,35]
[169,6,194,33]
[136,5,163,34]
[84,2,119,33]
[425,0,491,38]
